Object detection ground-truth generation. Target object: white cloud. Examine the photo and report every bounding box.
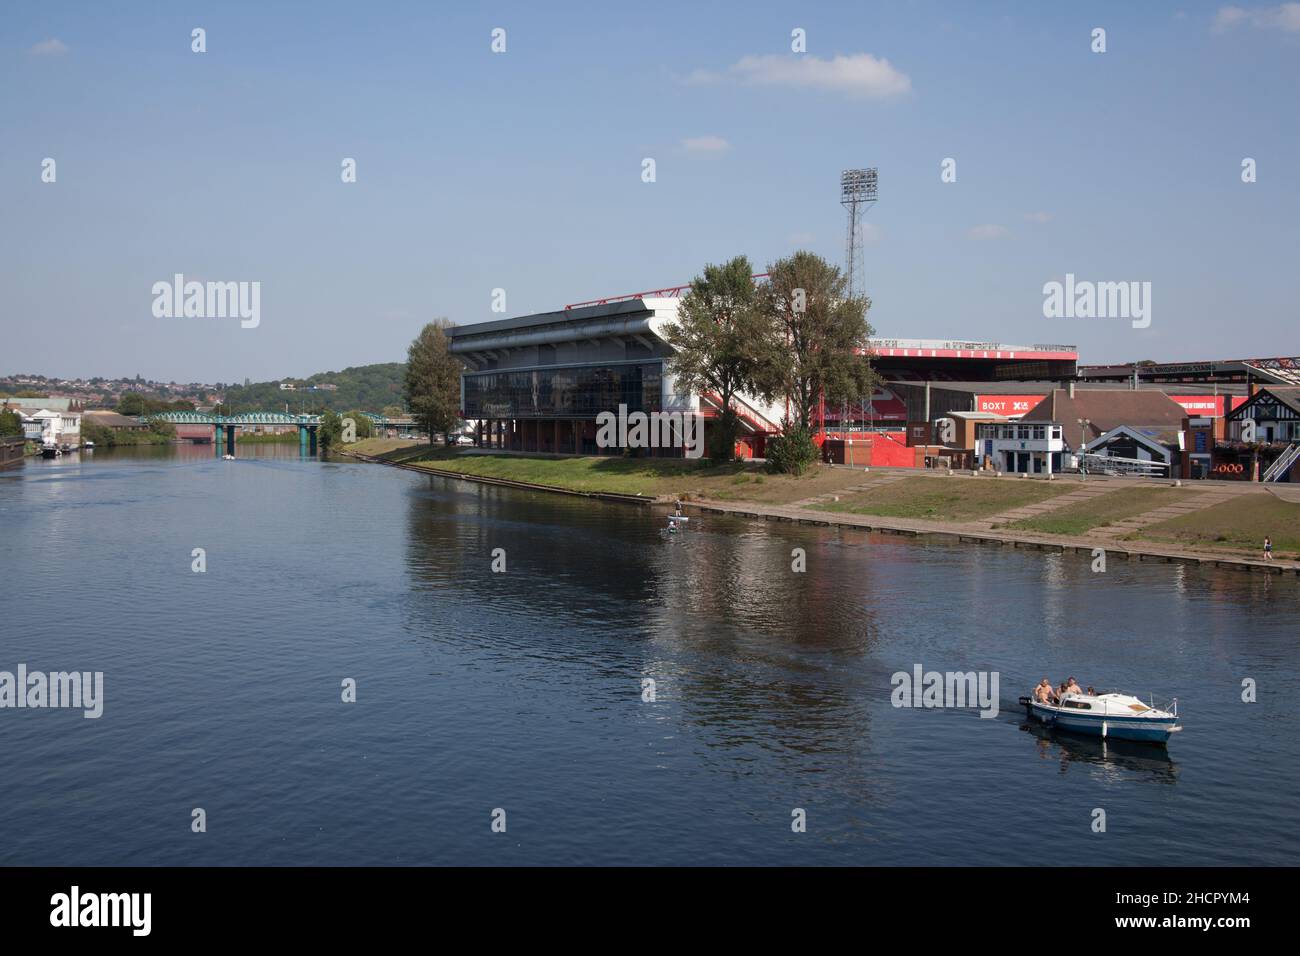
[967,224,1009,241]
[1213,3,1300,32]
[681,135,731,154]
[29,38,69,56]
[690,53,912,99]
[1023,211,1052,224]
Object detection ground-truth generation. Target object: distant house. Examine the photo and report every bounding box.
[975,386,1189,475]
[82,410,149,432]
[1083,425,1179,475]
[1,396,83,414]
[25,408,82,446]
[279,383,296,391]
[1218,386,1300,482]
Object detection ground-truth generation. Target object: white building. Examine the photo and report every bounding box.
[975,421,1066,475]
[28,408,82,447]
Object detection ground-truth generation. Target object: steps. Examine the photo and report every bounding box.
[1088,491,1238,539]
[980,484,1112,527]
[1263,444,1300,482]
[793,472,907,508]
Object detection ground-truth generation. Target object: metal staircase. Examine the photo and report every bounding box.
[1262,443,1300,482]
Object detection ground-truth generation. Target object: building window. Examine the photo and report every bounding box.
[463,363,663,418]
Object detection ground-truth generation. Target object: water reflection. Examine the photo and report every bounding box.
[1019,720,1179,783]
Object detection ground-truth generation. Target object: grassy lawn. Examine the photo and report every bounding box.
[340,437,431,461]
[1004,486,1184,536]
[1134,493,1300,559]
[356,449,873,502]
[814,475,1074,522]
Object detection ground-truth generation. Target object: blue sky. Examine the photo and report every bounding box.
[2,1,1297,383]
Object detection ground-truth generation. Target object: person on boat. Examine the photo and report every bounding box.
[1086,685,1097,696]
[1057,681,1070,701]
[1034,679,1057,704]
[1064,677,1083,697]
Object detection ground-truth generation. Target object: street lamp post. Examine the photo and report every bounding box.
[1077,418,1091,476]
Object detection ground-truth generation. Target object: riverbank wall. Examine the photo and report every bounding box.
[336,448,1300,576]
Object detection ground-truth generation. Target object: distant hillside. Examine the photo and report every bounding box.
[223,363,406,414]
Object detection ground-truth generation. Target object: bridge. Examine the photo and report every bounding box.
[153,411,420,456]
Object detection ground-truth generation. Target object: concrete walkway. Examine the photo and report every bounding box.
[1088,489,1239,540]
[979,483,1112,528]
[791,472,907,508]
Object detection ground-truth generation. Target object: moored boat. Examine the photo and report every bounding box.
[1020,691,1181,744]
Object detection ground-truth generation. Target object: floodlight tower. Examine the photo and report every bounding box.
[840,167,878,300]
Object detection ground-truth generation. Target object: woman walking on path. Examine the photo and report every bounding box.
[1263,536,1273,561]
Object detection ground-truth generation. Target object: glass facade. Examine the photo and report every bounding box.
[464,362,663,419]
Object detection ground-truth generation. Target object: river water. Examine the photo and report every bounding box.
[1,444,1296,865]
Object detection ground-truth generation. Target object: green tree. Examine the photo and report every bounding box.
[662,255,778,461]
[343,410,374,440]
[404,319,463,441]
[81,419,114,447]
[0,408,23,437]
[765,421,819,476]
[318,409,343,451]
[382,404,404,419]
[758,251,879,434]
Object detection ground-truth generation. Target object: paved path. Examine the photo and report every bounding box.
[1088,489,1239,540]
[791,472,907,508]
[978,483,1112,528]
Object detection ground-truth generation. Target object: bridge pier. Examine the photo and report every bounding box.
[298,424,318,457]
[226,425,237,456]
[214,424,225,457]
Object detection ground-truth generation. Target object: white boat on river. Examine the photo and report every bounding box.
[1020,691,1181,744]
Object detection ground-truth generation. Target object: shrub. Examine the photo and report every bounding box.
[766,422,819,475]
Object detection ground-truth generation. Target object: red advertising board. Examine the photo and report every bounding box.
[974,395,1045,416]
[1169,395,1246,416]
[975,393,1246,418]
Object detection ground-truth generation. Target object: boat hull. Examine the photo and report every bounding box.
[1025,701,1179,743]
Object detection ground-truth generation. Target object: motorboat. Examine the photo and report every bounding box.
[1019,691,1181,744]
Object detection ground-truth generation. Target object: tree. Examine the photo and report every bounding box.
[661,256,779,461]
[758,251,879,433]
[343,410,374,440]
[404,319,463,441]
[318,410,343,451]
[382,404,404,419]
[0,408,23,438]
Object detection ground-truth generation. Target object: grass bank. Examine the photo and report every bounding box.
[1137,494,1300,558]
[815,475,1072,522]
[343,440,873,502]
[1003,486,1182,536]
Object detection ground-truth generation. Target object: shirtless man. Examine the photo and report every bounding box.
[1064,677,1083,697]
[1034,679,1057,704]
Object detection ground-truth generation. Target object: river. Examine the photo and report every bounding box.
[1,444,1296,865]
